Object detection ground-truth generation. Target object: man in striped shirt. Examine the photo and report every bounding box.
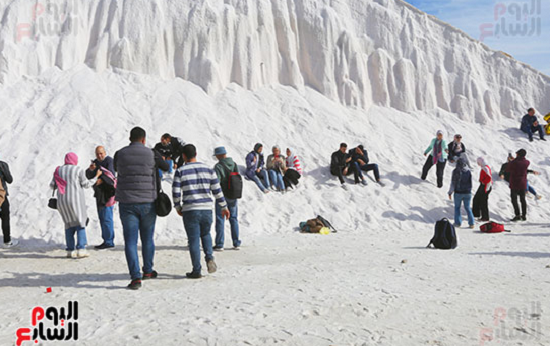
[172,144,230,279]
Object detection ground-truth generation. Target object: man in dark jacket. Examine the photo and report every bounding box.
[154,133,175,179]
[330,143,354,190]
[114,127,170,290]
[349,145,383,186]
[86,146,116,249]
[0,160,17,247]
[506,149,530,221]
[213,146,241,251]
[155,133,186,168]
[521,108,546,142]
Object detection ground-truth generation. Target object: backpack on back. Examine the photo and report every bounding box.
[480,222,509,233]
[427,218,457,249]
[221,163,243,200]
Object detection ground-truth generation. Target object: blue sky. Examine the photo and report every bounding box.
[404,0,550,75]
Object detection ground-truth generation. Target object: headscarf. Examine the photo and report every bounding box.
[254,143,263,153]
[433,130,444,164]
[54,152,79,195]
[477,156,493,192]
[457,157,470,172]
[286,147,303,174]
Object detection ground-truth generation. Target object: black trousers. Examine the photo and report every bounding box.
[283,170,301,188]
[330,166,346,184]
[0,198,11,243]
[473,184,491,220]
[421,156,446,188]
[511,189,527,217]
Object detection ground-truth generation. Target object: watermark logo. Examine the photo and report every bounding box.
[479,302,542,345]
[16,1,81,42]
[480,0,541,41]
[15,301,79,345]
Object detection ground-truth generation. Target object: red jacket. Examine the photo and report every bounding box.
[479,165,492,192]
[506,157,530,191]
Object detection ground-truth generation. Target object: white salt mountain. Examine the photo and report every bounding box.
[1,1,550,344]
[1,0,549,122]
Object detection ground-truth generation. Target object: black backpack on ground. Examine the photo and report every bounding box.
[427,218,457,250]
[221,164,243,199]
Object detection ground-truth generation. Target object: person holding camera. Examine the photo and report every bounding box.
[86,146,116,250]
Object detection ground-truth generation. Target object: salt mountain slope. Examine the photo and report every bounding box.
[0,0,549,123]
[0,66,549,247]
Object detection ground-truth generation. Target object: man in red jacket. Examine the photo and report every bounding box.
[506,149,530,221]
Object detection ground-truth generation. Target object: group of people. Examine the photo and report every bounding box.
[330,143,384,190]
[0,107,547,287]
[245,144,303,193]
[421,108,546,228]
[42,128,244,289]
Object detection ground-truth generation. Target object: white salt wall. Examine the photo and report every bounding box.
[0,0,548,123]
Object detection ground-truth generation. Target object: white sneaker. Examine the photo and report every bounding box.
[3,239,19,248]
[341,183,348,191]
[66,250,77,258]
[76,249,89,258]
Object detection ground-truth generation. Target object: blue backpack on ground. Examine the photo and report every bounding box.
[427,218,457,249]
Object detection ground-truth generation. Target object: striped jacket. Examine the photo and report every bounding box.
[286,155,303,175]
[172,162,227,212]
[50,165,96,229]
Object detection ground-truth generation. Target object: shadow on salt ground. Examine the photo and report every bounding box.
[384,171,425,190]
[0,272,188,289]
[381,206,452,224]
[469,252,550,259]
[381,211,425,223]
[308,166,340,186]
[499,127,527,142]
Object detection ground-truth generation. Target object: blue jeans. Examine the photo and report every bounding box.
[454,193,475,226]
[159,159,174,178]
[98,206,115,246]
[119,203,157,280]
[358,163,381,181]
[268,170,285,190]
[215,199,240,248]
[182,210,214,274]
[65,227,87,251]
[251,170,270,192]
[522,124,545,140]
[526,181,537,196]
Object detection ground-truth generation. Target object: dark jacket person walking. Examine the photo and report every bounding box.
[114,127,170,290]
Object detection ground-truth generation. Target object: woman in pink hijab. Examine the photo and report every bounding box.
[50,152,101,259]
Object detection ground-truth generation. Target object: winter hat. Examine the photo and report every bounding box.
[516,149,527,158]
[436,130,444,136]
[254,143,263,153]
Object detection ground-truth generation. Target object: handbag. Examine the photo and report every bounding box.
[155,188,172,217]
[48,189,57,210]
